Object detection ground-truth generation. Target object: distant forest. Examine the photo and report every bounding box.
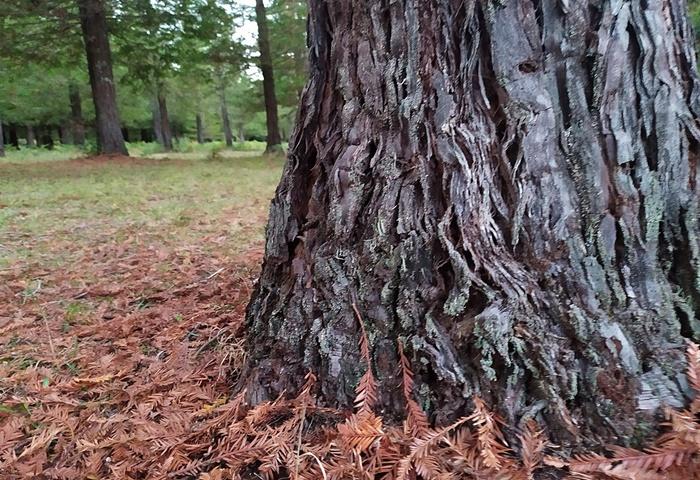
[0,0,307,153]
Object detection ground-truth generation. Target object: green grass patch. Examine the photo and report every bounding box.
[0,149,284,268]
[0,145,87,164]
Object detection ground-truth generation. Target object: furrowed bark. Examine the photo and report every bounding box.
[77,0,128,155]
[255,0,282,152]
[243,0,700,448]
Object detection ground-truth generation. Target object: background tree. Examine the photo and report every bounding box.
[268,0,307,136]
[0,0,90,148]
[254,0,281,152]
[77,0,128,155]
[243,0,700,448]
[0,0,303,151]
[112,0,185,151]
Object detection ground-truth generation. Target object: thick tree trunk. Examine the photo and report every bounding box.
[157,90,173,151]
[220,85,234,147]
[77,0,128,155]
[196,112,204,144]
[68,83,86,146]
[243,0,700,448]
[26,125,36,148]
[255,0,282,152]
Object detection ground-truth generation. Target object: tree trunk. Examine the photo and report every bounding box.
[242,0,700,448]
[152,99,164,146]
[9,124,19,149]
[68,83,86,146]
[196,112,204,144]
[59,124,72,144]
[37,126,54,149]
[26,125,36,148]
[157,91,173,151]
[220,86,234,148]
[77,0,128,155]
[255,0,282,152]
[0,122,5,157]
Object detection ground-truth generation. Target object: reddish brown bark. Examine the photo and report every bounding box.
[243,0,700,449]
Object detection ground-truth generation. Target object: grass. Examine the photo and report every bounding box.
[0,144,87,164]
[0,139,277,165]
[0,147,284,269]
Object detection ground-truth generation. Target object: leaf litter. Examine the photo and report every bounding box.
[1,158,700,479]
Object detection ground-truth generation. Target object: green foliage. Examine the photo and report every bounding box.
[0,0,308,148]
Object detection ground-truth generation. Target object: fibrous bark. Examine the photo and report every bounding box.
[255,0,282,152]
[243,0,700,447]
[77,0,128,155]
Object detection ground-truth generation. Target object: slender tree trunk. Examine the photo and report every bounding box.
[77,0,128,155]
[68,83,86,146]
[255,0,282,152]
[9,124,18,149]
[152,99,164,146]
[238,125,245,143]
[196,113,204,144]
[219,84,234,147]
[242,0,700,449]
[0,122,5,157]
[26,125,36,148]
[157,90,173,151]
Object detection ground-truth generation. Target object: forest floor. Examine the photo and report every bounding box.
[0,150,283,478]
[2,149,700,479]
